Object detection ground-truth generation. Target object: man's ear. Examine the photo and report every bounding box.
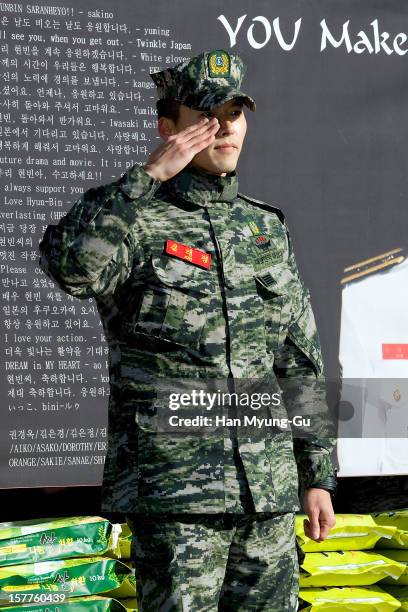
[158,117,176,141]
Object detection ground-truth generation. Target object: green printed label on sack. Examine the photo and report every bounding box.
[0,595,131,611]
[0,557,136,602]
[0,517,121,566]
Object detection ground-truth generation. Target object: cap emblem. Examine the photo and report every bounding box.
[208,50,230,78]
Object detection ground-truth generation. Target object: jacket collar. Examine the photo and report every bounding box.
[162,164,238,206]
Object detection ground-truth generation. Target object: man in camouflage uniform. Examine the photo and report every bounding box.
[39,49,337,611]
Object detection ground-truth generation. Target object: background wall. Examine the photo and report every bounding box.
[0,0,407,503]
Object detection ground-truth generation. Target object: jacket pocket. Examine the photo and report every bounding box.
[287,309,324,375]
[254,262,297,353]
[266,433,300,510]
[131,254,216,349]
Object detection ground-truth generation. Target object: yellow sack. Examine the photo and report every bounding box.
[104,524,132,561]
[298,586,401,611]
[296,514,396,553]
[120,599,138,611]
[381,586,408,611]
[299,550,406,587]
[118,524,132,560]
[379,551,408,586]
[373,510,408,550]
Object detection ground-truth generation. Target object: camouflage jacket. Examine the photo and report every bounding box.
[38,163,337,514]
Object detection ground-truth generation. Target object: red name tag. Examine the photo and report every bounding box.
[165,240,211,270]
[382,344,408,359]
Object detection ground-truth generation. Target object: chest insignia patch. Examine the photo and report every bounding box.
[165,239,212,270]
[251,236,285,272]
[247,219,261,236]
[254,235,271,249]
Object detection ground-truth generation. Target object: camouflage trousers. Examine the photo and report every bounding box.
[125,511,299,612]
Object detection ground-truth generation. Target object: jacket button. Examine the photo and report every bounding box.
[393,389,401,402]
[223,278,235,290]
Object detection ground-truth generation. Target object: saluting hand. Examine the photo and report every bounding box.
[143,116,219,182]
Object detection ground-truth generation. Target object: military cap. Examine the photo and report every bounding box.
[150,49,256,112]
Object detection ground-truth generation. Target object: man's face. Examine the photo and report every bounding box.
[172,99,247,176]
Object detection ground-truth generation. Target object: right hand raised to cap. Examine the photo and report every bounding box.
[143,116,219,182]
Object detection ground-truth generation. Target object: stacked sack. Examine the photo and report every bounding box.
[0,516,137,611]
[296,511,408,611]
[373,509,408,611]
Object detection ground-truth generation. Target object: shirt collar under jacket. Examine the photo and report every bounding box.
[162,164,239,206]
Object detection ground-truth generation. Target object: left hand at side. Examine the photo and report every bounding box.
[302,488,336,542]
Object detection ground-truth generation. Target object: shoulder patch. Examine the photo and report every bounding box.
[237,192,286,224]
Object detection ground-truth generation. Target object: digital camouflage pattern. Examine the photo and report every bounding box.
[126,511,299,611]
[38,162,337,514]
[150,49,256,111]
